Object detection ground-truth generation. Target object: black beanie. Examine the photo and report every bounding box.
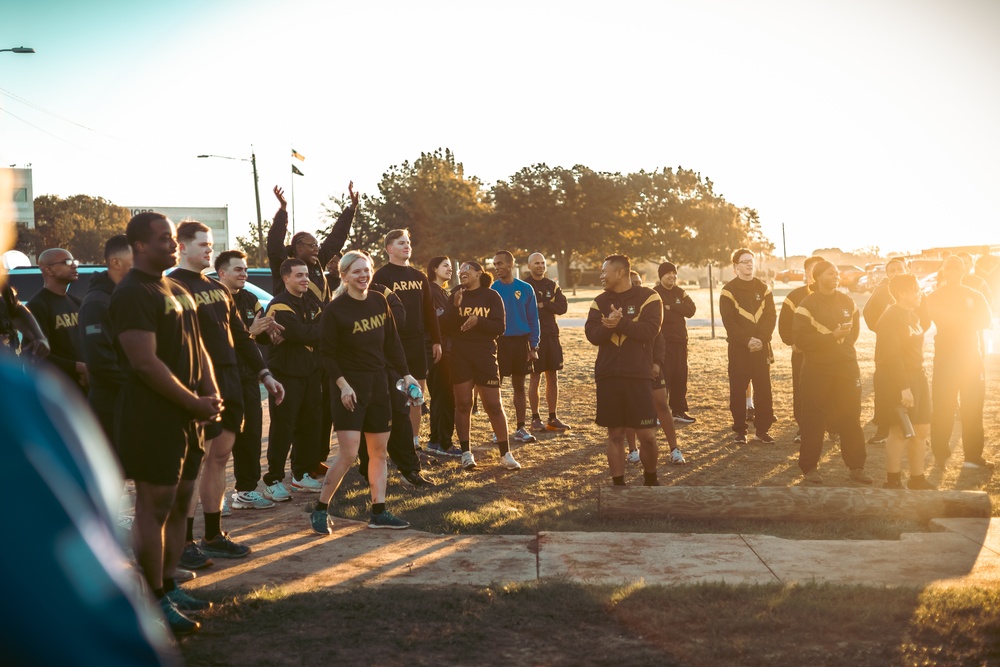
[658,261,677,278]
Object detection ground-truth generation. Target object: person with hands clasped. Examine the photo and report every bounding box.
[442,261,521,471]
[310,251,415,534]
[720,248,776,444]
[110,212,223,634]
[791,260,871,486]
[585,255,664,487]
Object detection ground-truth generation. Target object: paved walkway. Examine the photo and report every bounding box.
[182,496,1000,595]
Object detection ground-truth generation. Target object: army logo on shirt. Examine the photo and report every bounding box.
[514,290,522,300]
[842,309,851,318]
[626,305,636,315]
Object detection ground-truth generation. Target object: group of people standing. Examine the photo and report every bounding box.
[720,247,995,488]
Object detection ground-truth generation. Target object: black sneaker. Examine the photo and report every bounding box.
[733,433,747,444]
[907,476,937,490]
[672,412,696,424]
[368,510,410,530]
[401,470,437,488]
[200,532,251,559]
[179,541,214,570]
[963,457,995,470]
[755,432,775,444]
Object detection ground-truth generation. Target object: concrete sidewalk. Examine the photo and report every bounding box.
[183,498,1000,595]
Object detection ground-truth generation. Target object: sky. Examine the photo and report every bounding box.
[2,0,999,259]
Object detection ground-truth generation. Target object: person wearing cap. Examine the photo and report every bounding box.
[720,248,776,444]
[792,260,872,485]
[653,261,696,425]
[777,255,825,444]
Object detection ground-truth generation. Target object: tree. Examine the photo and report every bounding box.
[235,218,272,267]
[318,193,386,261]
[491,164,629,287]
[625,168,773,268]
[17,194,131,263]
[364,148,492,267]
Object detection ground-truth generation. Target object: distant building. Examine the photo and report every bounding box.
[2,166,36,230]
[125,205,229,252]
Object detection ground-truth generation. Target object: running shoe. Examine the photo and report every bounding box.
[263,480,292,502]
[867,434,887,445]
[291,473,323,492]
[733,433,748,445]
[672,412,696,424]
[499,452,522,470]
[530,418,546,432]
[512,427,537,443]
[159,596,200,635]
[221,497,231,517]
[849,468,873,484]
[174,568,196,583]
[755,432,775,444]
[546,417,571,431]
[803,469,823,485]
[883,478,903,489]
[401,470,438,488]
[426,442,461,458]
[461,451,477,470]
[166,587,213,613]
[232,490,276,510]
[200,532,251,559]
[626,449,641,464]
[179,541,213,570]
[963,457,996,470]
[907,476,937,490]
[310,510,333,535]
[368,510,410,530]
[670,448,687,465]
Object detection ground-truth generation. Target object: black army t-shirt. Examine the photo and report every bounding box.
[110,269,203,396]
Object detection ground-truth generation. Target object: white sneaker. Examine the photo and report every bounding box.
[627,449,641,464]
[499,452,522,470]
[221,497,231,516]
[461,451,477,470]
[291,473,323,492]
[670,448,687,465]
[232,490,276,510]
[263,481,292,502]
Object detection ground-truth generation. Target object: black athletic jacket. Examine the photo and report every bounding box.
[524,275,568,337]
[792,290,860,373]
[585,286,662,380]
[267,204,355,307]
[653,283,695,343]
[720,277,775,351]
[264,290,323,377]
[79,271,129,412]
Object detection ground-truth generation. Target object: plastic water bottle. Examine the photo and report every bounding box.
[395,378,424,406]
[895,405,915,439]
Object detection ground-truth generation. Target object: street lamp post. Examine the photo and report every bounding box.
[0,46,35,54]
[197,151,265,267]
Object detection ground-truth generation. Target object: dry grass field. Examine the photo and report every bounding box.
[179,284,1000,666]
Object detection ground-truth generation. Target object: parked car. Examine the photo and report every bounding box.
[856,263,885,293]
[775,268,806,284]
[836,264,867,292]
[6,265,272,309]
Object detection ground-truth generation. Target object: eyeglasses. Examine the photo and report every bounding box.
[44,258,79,268]
[736,260,755,265]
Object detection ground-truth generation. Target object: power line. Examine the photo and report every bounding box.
[0,86,120,140]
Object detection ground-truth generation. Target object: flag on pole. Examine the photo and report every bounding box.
[292,149,305,161]
[292,164,304,176]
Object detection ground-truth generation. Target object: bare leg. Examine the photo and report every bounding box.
[478,385,509,446]
[625,428,637,452]
[606,427,627,477]
[885,425,905,473]
[365,431,390,504]
[511,374,527,425]
[545,370,559,415]
[408,378,426,444]
[528,372,541,417]
[163,480,195,580]
[133,481,178,591]
[637,427,659,474]
[318,431,362,505]
[908,424,930,476]
[453,381,474,442]
[652,387,678,449]
[200,430,236,513]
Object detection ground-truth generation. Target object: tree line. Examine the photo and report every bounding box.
[16,149,773,283]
